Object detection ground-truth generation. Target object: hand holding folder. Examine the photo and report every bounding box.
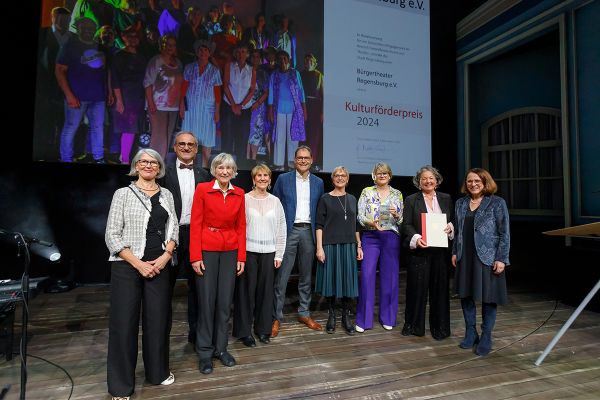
[420,213,448,248]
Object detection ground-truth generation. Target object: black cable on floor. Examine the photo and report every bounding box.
[12,353,74,400]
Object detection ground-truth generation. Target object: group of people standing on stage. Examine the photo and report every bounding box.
[36,2,324,172]
[104,137,510,400]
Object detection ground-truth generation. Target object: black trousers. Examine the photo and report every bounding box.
[221,104,251,168]
[233,251,276,338]
[195,250,237,359]
[107,261,171,397]
[170,225,198,336]
[404,249,451,338]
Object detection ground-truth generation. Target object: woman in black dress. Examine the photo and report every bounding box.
[452,168,510,356]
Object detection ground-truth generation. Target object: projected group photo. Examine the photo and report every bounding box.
[34,0,325,171]
[34,0,430,175]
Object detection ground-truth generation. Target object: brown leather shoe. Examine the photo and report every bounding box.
[298,316,323,331]
[271,320,280,337]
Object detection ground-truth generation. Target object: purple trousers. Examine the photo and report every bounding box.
[355,230,400,329]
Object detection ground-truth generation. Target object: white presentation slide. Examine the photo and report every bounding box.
[323,0,431,175]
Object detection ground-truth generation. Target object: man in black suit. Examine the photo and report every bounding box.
[161,131,211,343]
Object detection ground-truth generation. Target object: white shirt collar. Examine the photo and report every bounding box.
[213,180,234,192]
[295,171,310,181]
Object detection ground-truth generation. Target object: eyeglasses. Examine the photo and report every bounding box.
[177,141,197,148]
[295,156,312,161]
[375,172,389,177]
[137,160,160,168]
[333,174,347,179]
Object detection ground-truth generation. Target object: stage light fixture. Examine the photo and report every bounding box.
[28,240,61,262]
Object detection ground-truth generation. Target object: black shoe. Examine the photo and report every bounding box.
[326,311,336,334]
[240,335,256,347]
[216,351,236,367]
[188,331,196,344]
[401,324,412,336]
[199,358,213,374]
[257,334,270,344]
[431,328,450,341]
[341,310,355,336]
[94,158,107,164]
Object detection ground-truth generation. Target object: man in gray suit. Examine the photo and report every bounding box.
[161,131,210,343]
[271,145,324,336]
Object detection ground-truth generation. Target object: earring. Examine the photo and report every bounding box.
[268,184,271,190]
[252,184,256,190]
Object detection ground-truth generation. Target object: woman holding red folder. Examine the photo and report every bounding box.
[401,165,454,340]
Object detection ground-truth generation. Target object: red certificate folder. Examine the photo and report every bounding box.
[421,213,448,248]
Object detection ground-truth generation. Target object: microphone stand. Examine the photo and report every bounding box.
[15,233,30,400]
[0,229,55,399]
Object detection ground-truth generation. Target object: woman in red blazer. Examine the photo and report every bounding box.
[189,152,246,374]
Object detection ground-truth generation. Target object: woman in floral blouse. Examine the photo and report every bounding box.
[355,162,403,332]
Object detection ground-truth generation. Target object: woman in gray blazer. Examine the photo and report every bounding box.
[452,168,510,356]
[105,148,179,400]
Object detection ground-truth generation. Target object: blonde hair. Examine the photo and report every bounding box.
[250,163,272,181]
[331,166,350,186]
[371,162,393,181]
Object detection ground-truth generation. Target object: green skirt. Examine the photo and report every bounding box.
[315,243,358,298]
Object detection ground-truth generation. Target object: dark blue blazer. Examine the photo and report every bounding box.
[452,195,510,266]
[272,171,324,241]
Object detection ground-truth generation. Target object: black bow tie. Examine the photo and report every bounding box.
[179,163,194,170]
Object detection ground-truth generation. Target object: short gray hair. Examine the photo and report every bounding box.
[128,148,166,179]
[412,165,443,189]
[173,131,198,145]
[210,152,238,178]
[331,166,350,186]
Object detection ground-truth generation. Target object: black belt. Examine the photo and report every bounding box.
[293,222,311,228]
[179,224,190,229]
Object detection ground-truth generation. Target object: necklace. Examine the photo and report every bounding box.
[470,197,482,203]
[335,193,347,220]
[136,182,159,192]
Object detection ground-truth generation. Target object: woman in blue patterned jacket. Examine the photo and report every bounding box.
[452,168,510,356]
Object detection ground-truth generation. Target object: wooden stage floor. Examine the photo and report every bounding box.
[1,279,599,399]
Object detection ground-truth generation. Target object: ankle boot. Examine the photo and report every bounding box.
[476,302,497,356]
[459,297,479,349]
[341,297,355,335]
[326,297,336,333]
